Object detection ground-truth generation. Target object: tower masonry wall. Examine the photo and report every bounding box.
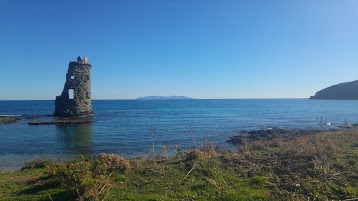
[54,57,93,117]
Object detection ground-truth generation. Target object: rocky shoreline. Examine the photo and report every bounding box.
[227,126,358,145]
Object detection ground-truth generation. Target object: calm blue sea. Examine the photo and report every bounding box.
[0,99,357,171]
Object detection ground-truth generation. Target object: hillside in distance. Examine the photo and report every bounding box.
[310,80,358,100]
[136,96,194,100]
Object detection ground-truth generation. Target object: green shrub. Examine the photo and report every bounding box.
[48,154,130,200]
[346,186,358,195]
[48,157,99,200]
[249,176,267,187]
[94,153,131,175]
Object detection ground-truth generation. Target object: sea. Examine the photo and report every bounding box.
[0,99,357,171]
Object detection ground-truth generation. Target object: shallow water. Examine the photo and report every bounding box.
[0,99,357,171]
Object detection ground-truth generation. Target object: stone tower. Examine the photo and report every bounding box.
[54,56,94,117]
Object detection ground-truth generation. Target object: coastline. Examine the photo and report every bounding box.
[1,125,357,172]
[1,128,358,200]
[1,99,358,173]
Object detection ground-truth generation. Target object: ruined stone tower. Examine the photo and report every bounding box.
[54,56,93,117]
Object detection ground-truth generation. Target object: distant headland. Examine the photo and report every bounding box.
[136,96,194,100]
[310,80,358,100]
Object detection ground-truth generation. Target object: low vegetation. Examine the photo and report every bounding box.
[1,129,358,200]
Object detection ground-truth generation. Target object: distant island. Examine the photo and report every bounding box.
[136,96,194,100]
[310,80,358,100]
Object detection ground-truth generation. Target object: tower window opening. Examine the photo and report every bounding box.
[69,89,74,99]
[70,75,74,79]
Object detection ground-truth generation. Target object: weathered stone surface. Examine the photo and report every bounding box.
[54,56,94,117]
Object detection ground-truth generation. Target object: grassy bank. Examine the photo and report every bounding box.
[1,129,358,200]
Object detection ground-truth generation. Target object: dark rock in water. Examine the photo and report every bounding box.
[28,120,95,125]
[337,123,358,129]
[309,80,358,100]
[24,115,40,119]
[228,128,318,145]
[0,117,19,123]
[228,136,244,144]
[29,116,95,125]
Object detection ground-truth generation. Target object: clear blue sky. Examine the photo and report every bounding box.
[0,0,357,100]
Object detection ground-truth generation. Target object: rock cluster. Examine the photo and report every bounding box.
[227,128,318,145]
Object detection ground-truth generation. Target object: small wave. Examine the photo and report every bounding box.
[0,115,22,117]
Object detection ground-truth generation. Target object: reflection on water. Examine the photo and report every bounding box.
[55,122,93,156]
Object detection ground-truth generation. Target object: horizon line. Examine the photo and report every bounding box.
[0,98,311,101]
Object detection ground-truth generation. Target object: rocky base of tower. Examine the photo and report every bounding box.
[54,97,93,117]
